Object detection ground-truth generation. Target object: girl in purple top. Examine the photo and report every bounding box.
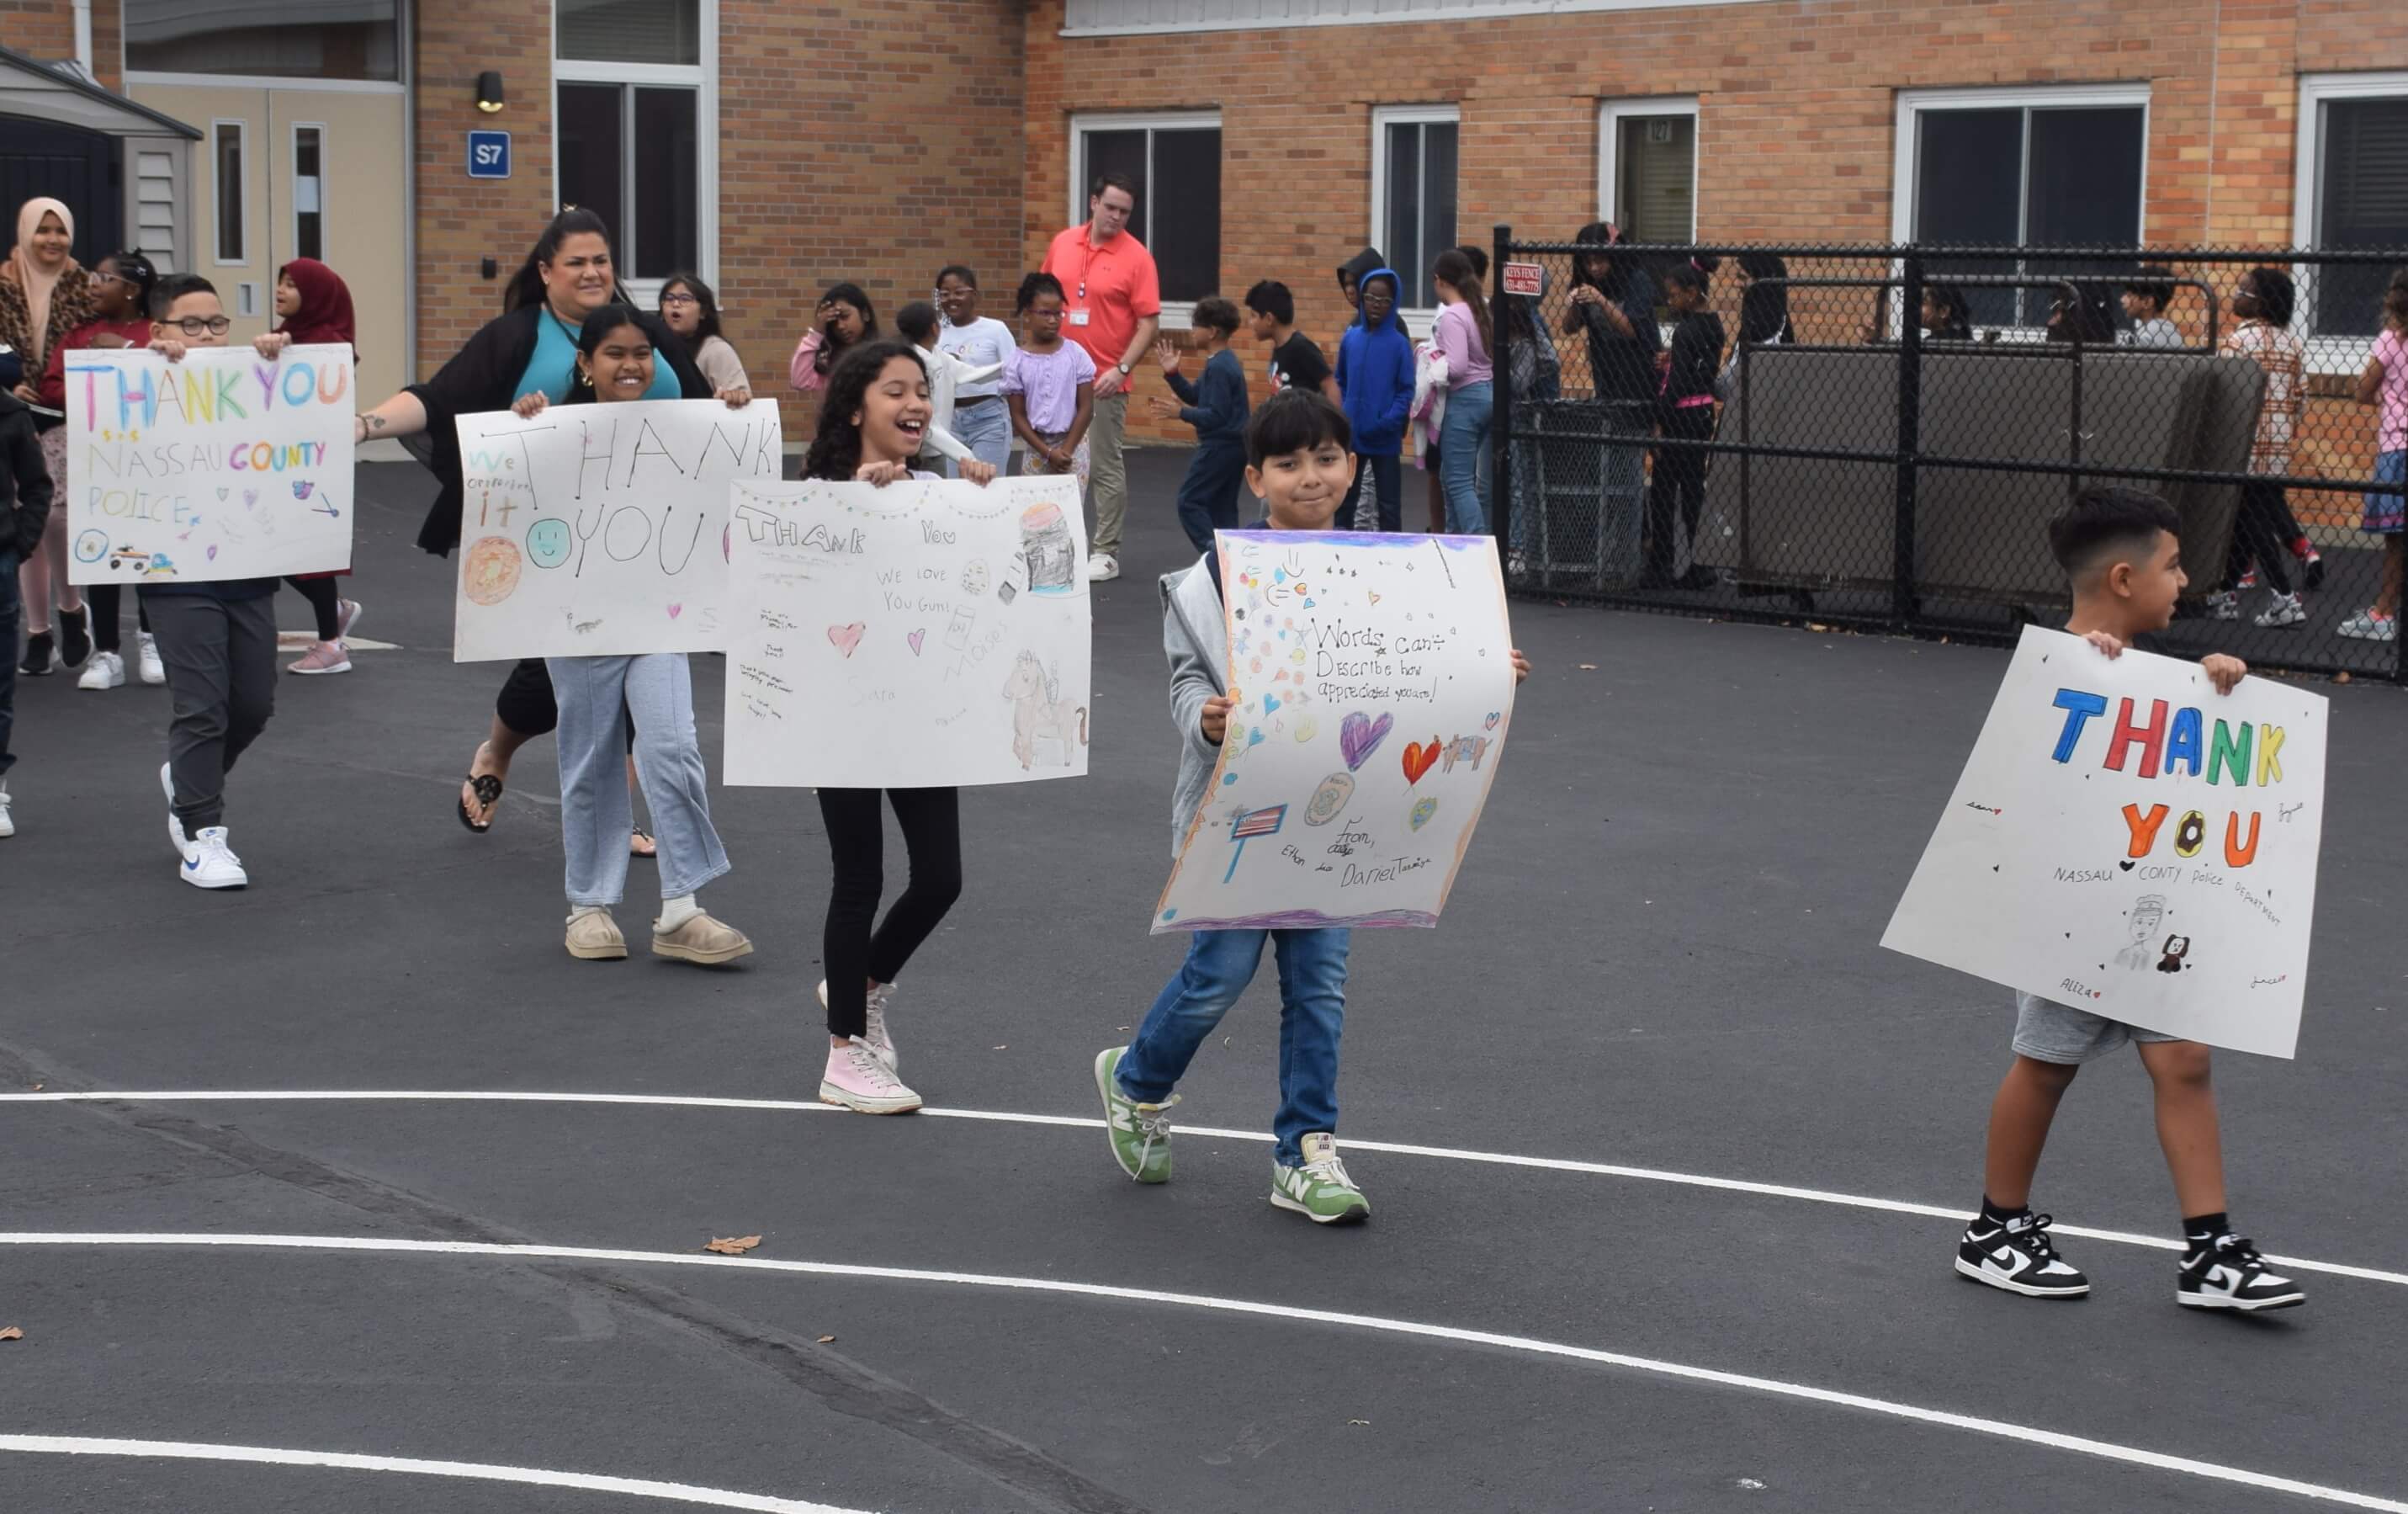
[1004,273,1096,480]
[1431,248,1494,534]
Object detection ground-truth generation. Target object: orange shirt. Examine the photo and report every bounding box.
[1042,224,1162,373]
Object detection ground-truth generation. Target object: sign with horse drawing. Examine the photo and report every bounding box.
[449,398,783,661]
[1154,530,1518,933]
[1883,626,2328,1059]
[65,344,357,584]
[720,476,1092,789]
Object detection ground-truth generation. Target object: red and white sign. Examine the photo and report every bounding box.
[1500,261,1545,297]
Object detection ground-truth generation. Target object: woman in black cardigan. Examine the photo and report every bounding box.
[352,209,712,831]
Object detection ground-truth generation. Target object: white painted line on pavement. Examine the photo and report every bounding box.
[0,1234,2397,1512]
[7,1087,2400,1288]
[0,1432,867,1512]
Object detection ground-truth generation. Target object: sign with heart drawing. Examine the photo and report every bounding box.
[1153,529,1518,933]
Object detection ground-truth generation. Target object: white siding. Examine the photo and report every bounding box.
[134,146,183,274]
[1062,0,1764,36]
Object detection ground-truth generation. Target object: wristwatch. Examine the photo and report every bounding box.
[1116,362,1132,376]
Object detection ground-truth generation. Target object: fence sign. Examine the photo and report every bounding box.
[64,343,356,584]
[1883,626,2327,1059]
[1154,530,1517,933]
[721,475,1092,789]
[450,398,782,661]
[1500,261,1545,298]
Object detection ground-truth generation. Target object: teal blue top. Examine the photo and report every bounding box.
[515,308,683,402]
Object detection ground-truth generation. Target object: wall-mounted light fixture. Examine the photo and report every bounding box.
[475,72,506,114]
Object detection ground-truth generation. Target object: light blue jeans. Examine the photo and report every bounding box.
[947,397,1011,477]
[546,653,729,906]
[1117,927,1350,1166]
[1440,380,1494,534]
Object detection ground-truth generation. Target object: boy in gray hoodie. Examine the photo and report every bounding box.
[1092,389,1529,1224]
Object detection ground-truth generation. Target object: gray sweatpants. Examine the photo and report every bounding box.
[546,652,729,907]
[148,592,277,832]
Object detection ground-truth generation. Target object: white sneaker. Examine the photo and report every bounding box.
[178,826,247,889]
[77,651,126,690]
[2204,591,2239,622]
[2253,591,2306,629]
[0,781,13,838]
[1086,553,1121,582]
[160,762,188,853]
[137,631,165,685]
[2336,609,2398,642]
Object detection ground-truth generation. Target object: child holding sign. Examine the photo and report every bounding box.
[508,305,755,964]
[1092,389,1529,1222]
[799,340,998,1115]
[1956,486,2304,1312]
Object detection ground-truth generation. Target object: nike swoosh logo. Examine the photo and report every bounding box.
[183,857,200,872]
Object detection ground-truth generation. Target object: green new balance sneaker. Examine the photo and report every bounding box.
[1095,1046,1176,1183]
[1270,1133,1370,1224]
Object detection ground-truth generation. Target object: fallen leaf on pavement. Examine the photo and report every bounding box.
[1578,663,1598,671]
[1347,1418,1369,1426]
[2334,671,2352,685]
[816,1335,835,1344]
[0,1326,23,1341]
[704,1235,761,1256]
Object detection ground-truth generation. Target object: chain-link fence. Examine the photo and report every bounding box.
[1488,231,2408,681]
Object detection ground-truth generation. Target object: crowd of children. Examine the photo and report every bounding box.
[0,195,2398,1287]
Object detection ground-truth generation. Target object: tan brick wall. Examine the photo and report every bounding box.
[0,0,74,64]
[1022,0,2408,445]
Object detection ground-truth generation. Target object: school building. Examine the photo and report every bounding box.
[3,0,2404,443]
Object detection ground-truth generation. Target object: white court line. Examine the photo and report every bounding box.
[8,1088,2402,1288]
[0,1432,865,1512]
[0,1232,2399,1513]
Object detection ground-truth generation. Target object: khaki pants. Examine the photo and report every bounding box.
[1085,390,1128,558]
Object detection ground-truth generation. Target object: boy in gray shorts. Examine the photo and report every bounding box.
[1956,486,2304,1313]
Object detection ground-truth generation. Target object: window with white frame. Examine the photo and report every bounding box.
[1372,106,1458,310]
[291,124,326,263]
[2297,72,2408,339]
[555,0,715,295]
[127,0,400,80]
[1598,98,1696,243]
[1069,113,1223,311]
[211,120,245,264]
[1894,86,2148,330]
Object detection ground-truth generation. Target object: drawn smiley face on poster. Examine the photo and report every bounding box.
[525,517,572,569]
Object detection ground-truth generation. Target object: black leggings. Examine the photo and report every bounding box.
[817,786,963,1038]
[2221,481,2295,595]
[494,657,634,755]
[1646,408,1716,574]
[85,582,151,654]
[284,576,343,640]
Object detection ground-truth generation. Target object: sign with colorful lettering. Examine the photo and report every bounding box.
[64,343,356,584]
[1154,530,1517,933]
[1883,626,2327,1058]
[450,398,782,661]
[720,475,1092,789]
[468,130,511,179]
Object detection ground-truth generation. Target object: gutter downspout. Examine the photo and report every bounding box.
[72,0,93,75]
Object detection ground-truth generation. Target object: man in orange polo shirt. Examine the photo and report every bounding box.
[1042,171,1161,582]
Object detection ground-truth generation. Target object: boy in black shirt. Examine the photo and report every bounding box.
[1956,485,2303,1313]
[1245,280,1339,406]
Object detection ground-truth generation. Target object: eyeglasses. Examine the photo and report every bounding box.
[93,271,130,288]
[167,316,233,337]
[660,293,699,306]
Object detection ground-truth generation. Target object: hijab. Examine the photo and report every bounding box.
[8,197,77,366]
[274,258,358,356]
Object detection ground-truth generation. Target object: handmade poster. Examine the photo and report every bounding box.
[1883,626,2327,1058]
[450,397,782,661]
[1153,530,1517,933]
[64,343,356,584]
[721,475,1091,789]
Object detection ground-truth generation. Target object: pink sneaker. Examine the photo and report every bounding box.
[335,598,364,639]
[287,640,352,675]
[819,1039,921,1114]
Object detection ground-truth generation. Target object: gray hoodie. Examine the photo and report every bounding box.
[1159,553,1228,855]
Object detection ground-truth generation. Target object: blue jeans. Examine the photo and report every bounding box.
[0,546,16,779]
[1175,441,1246,553]
[947,398,1010,477]
[547,652,730,906]
[1440,380,1493,534]
[1118,927,1350,1166]
[1348,450,1402,531]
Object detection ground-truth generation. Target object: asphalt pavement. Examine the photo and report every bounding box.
[2,449,2405,1513]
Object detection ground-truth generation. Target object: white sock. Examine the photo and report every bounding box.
[567,904,609,923]
[655,894,700,932]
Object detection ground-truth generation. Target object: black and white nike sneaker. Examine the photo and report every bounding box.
[2176,1233,2305,1312]
[1955,1211,2091,1299]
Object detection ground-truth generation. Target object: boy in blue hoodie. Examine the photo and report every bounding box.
[1334,268,1414,532]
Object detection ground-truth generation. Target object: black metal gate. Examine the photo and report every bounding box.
[0,120,124,260]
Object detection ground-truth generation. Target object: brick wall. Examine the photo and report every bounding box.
[0,0,73,64]
[1022,0,2408,446]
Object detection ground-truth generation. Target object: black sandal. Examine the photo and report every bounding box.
[629,826,656,858]
[458,773,503,832]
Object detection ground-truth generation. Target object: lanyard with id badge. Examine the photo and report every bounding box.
[1069,244,1095,326]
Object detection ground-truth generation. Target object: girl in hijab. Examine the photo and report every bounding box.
[264,258,365,674]
[3,198,93,676]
